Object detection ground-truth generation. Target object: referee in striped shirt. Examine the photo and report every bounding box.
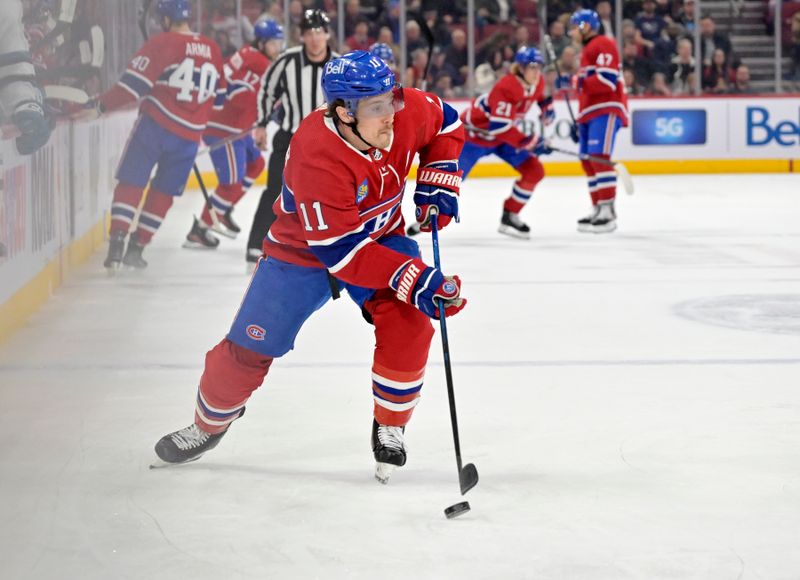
[248,9,338,263]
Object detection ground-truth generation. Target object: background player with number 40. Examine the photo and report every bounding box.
[85,0,226,270]
[153,51,467,486]
[183,19,285,250]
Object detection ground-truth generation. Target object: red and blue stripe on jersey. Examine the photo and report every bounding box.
[576,34,629,126]
[264,88,464,291]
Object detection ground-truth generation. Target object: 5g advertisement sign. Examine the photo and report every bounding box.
[631,110,707,146]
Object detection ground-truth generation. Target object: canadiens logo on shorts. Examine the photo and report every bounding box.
[356,179,369,203]
[246,324,266,341]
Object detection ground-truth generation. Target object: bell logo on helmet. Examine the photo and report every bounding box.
[326,60,346,75]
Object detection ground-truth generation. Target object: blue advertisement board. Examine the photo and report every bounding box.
[632,109,707,145]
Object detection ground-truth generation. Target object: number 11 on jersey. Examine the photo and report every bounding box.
[298,201,329,231]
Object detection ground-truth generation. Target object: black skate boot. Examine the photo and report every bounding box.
[183,217,220,250]
[122,232,148,269]
[577,205,599,233]
[498,210,531,239]
[589,201,617,233]
[372,419,406,484]
[103,231,127,270]
[154,423,228,464]
[211,208,241,239]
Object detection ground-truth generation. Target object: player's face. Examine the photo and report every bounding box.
[568,24,583,44]
[303,28,329,58]
[264,38,283,60]
[523,63,541,86]
[355,93,396,149]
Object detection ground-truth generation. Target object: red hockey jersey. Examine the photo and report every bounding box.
[461,73,546,148]
[206,46,270,138]
[264,88,465,289]
[100,31,226,142]
[576,34,628,126]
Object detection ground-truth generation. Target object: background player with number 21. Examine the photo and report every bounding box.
[83,0,226,269]
[154,51,466,485]
[564,9,628,234]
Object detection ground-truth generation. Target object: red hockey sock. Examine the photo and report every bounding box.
[243,155,266,190]
[503,157,544,214]
[195,339,274,434]
[110,183,145,235]
[591,155,616,203]
[134,190,173,245]
[581,159,598,205]
[201,183,245,227]
[365,290,435,427]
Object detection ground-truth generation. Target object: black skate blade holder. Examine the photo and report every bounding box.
[430,209,479,498]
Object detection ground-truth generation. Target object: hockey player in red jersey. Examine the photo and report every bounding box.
[409,46,554,239]
[86,0,226,269]
[565,9,628,233]
[183,19,284,249]
[154,51,466,484]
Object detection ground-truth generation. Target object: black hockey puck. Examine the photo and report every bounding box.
[444,501,471,519]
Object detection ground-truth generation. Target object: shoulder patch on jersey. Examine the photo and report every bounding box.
[357,178,369,203]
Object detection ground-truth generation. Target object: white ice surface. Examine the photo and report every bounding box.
[1,174,800,580]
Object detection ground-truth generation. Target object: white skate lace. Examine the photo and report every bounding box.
[376,425,405,451]
[170,424,210,450]
[508,213,526,227]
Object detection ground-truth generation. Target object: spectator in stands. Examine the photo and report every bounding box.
[405,20,428,62]
[422,8,455,49]
[635,0,667,55]
[476,0,505,25]
[376,26,397,55]
[623,66,643,95]
[445,28,469,86]
[558,45,580,78]
[511,24,530,52]
[429,50,460,89]
[621,19,637,46]
[357,0,384,21]
[346,19,374,51]
[210,0,248,47]
[669,37,696,94]
[548,19,571,58]
[405,47,429,89]
[647,71,672,95]
[654,0,674,20]
[342,0,361,38]
[700,15,733,67]
[377,0,401,44]
[790,11,800,90]
[434,71,458,99]
[653,22,682,68]
[675,0,697,33]
[623,41,653,89]
[702,47,731,93]
[728,64,753,93]
[214,29,237,58]
[596,0,616,38]
[623,0,644,20]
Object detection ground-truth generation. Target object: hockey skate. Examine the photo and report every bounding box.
[372,419,406,484]
[576,205,599,233]
[210,209,240,239]
[153,423,227,466]
[498,210,530,239]
[122,233,148,269]
[183,217,220,250]
[589,201,617,233]
[103,231,127,271]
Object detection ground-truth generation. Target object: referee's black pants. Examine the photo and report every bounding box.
[247,128,292,253]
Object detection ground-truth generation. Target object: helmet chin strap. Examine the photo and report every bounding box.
[341,117,379,150]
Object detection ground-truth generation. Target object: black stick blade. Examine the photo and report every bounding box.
[444,501,471,519]
[459,463,479,495]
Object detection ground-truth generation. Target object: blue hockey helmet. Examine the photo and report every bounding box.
[254,19,284,41]
[322,50,402,117]
[369,42,396,65]
[570,9,601,33]
[515,46,544,67]
[156,0,191,22]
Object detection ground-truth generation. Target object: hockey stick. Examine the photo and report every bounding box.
[195,125,258,157]
[416,16,435,92]
[91,26,105,68]
[543,35,577,126]
[43,85,90,104]
[137,0,221,229]
[429,211,479,497]
[547,145,635,196]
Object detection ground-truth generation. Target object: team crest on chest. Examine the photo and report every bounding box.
[356,178,369,203]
